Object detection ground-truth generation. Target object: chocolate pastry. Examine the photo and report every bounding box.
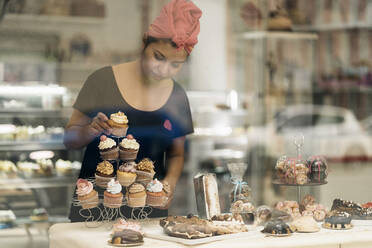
[324,210,352,229]
[261,220,293,235]
[111,229,143,244]
[331,198,366,218]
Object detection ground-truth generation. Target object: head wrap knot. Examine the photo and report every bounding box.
[145,0,202,54]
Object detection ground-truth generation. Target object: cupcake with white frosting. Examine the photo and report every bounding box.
[104,179,123,208]
[107,111,128,137]
[119,135,140,161]
[99,135,119,160]
[146,179,169,207]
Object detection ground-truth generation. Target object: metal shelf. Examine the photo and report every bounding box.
[0,108,72,118]
[0,176,77,190]
[0,140,65,151]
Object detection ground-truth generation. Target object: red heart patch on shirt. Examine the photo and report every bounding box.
[163,119,172,131]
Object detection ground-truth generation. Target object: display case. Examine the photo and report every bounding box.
[0,84,83,226]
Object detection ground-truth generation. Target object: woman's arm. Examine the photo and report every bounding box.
[159,136,186,209]
[64,109,112,149]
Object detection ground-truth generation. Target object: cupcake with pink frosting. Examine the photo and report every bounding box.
[119,135,140,161]
[117,161,137,187]
[76,179,98,209]
[113,218,143,234]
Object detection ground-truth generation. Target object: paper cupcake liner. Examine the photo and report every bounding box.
[135,170,155,185]
[103,195,123,209]
[119,149,138,161]
[146,194,168,207]
[100,147,119,160]
[78,193,99,209]
[127,196,146,208]
[111,126,128,137]
[95,174,115,188]
[117,174,136,187]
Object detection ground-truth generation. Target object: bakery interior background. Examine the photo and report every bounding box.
[0,0,372,247]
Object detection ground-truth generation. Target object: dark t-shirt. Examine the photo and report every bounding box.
[73,66,193,179]
[69,66,193,221]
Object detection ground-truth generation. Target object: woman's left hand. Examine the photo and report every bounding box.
[156,180,175,210]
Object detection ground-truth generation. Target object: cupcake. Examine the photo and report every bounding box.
[135,158,155,184]
[117,161,137,187]
[146,179,169,207]
[119,135,140,161]
[95,160,115,188]
[126,183,146,208]
[104,179,123,208]
[107,111,128,137]
[76,179,99,209]
[99,135,119,160]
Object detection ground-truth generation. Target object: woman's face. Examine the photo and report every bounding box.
[141,40,188,82]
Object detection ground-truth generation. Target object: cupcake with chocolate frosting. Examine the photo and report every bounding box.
[98,135,119,160]
[119,135,140,161]
[95,160,115,188]
[117,161,137,187]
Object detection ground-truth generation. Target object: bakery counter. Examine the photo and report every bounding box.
[49,219,372,248]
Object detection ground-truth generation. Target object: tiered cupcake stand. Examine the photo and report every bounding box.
[72,134,157,228]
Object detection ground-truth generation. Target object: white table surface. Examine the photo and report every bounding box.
[49,219,372,248]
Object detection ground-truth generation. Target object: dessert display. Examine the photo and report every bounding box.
[211,213,244,224]
[331,198,372,220]
[104,179,123,208]
[193,173,221,219]
[55,159,81,176]
[95,160,115,188]
[17,161,40,178]
[99,135,119,160]
[30,208,48,221]
[107,111,128,137]
[255,205,272,225]
[126,183,147,208]
[146,179,169,207]
[160,215,248,239]
[300,195,327,221]
[35,159,54,177]
[0,160,17,178]
[117,161,137,187]
[290,216,320,233]
[323,210,352,230]
[230,200,255,224]
[76,179,99,209]
[275,157,309,185]
[113,218,143,234]
[135,158,155,184]
[362,202,372,209]
[307,156,328,183]
[261,219,293,236]
[274,201,301,220]
[109,229,144,246]
[119,135,140,161]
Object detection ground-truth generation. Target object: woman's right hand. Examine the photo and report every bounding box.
[87,112,112,137]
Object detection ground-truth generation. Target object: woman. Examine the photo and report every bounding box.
[64,0,202,222]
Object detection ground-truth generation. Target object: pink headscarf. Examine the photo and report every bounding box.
[145,0,202,54]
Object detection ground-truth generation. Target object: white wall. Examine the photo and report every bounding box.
[189,0,227,91]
